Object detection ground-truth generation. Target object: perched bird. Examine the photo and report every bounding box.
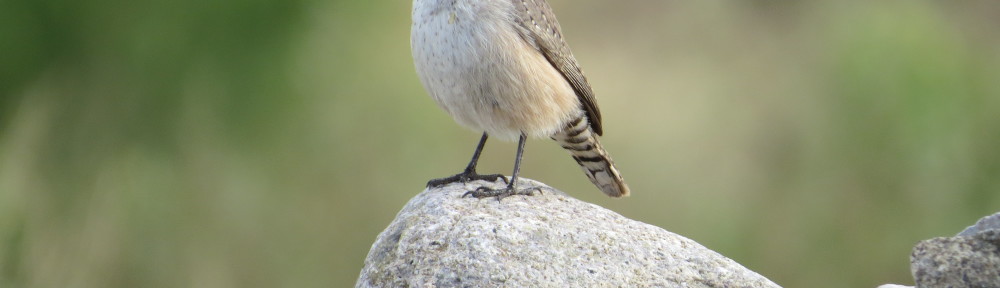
[411,0,629,198]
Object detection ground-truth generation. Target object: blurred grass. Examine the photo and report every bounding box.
[2,1,999,287]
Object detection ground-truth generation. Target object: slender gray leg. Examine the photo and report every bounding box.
[464,133,537,199]
[427,132,507,187]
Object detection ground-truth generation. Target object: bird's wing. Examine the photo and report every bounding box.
[511,0,603,135]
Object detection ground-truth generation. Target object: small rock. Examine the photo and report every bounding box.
[910,212,1000,288]
[959,212,1000,237]
[356,178,781,288]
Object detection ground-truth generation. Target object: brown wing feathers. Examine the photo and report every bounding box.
[511,0,603,135]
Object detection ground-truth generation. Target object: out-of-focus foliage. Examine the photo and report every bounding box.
[1,1,998,287]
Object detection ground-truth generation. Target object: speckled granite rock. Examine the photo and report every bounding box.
[356,178,780,288]
[910,212,1000,288]
[878,285,914,288]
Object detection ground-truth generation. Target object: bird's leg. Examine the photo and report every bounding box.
[427,132,508,187]
[464,133,538,200]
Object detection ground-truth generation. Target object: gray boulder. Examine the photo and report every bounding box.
[910,212,1000,288]
[356,178,780,288]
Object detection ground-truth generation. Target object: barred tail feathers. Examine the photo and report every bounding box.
[551,116,630,197]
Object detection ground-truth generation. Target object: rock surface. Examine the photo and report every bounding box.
[909,212,1000,288]
[958,212,1000,237]
[356,178,780,288]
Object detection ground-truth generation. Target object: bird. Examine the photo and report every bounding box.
[411,0,629,198]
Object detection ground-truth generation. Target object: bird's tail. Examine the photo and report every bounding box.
[551,115,630,197]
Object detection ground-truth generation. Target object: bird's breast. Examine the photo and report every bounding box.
[411,0,581,141]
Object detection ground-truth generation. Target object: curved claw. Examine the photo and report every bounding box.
[426,174,463,188]
[427,171,509,188]
[470,173,507,184]
[463,184,536,200]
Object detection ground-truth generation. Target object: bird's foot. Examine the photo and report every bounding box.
[462,183,540,201]
[426,170,508,188]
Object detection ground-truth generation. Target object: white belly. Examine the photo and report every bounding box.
[411,0,581,141]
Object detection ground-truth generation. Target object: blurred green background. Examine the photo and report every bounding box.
[2,1,999,287]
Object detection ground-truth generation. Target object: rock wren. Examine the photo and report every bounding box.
[411,0,629,198]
